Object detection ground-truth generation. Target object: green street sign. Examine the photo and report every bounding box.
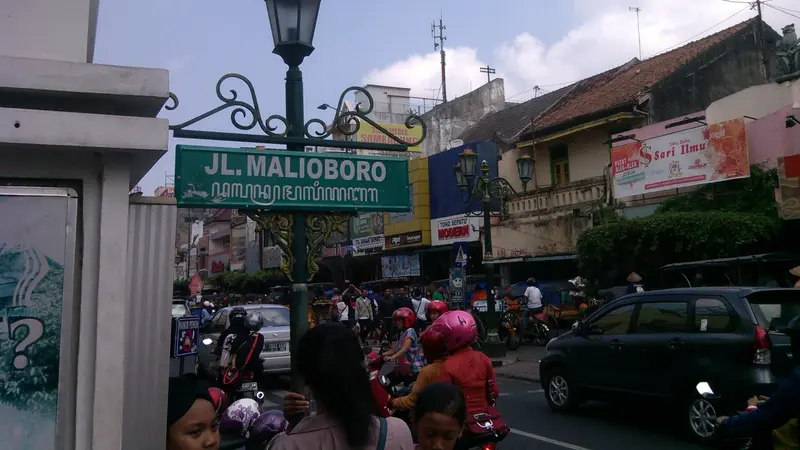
[175,145,411,212]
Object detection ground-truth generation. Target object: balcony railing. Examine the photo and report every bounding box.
[508,176,607,215]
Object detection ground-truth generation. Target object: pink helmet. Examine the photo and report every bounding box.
[430,310,477,353]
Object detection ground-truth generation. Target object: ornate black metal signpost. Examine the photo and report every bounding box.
[164,0,426,393]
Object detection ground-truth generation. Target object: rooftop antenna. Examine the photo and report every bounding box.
[629,6,642,59]
[432,15,448,102]
[532,85,542,98]
[479,65,496,84]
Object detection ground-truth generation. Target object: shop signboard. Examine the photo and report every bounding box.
[352,235,385,256]
[381,254,421,278]
[384,231,423,250]
[610,118,750,199]
[0,186,78,449]
[321,244,355,259]
[431,214,481,246]
[175,145,411,212]
[350,212,384,239]
[355,121,423,152]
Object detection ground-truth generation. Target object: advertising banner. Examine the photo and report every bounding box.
[381,254,421,278]
[350,212,384,239]
[449,266,465,309]
[352,235,385,256]
[777,155,800,220]
[431,214,482,246]
[176,145,411,212]
[384,231,423,250]
[610,118,750,199]
[355,121,423,152]
[0,187,77,449]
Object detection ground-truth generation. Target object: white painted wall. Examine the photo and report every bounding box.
[0,0,98,63]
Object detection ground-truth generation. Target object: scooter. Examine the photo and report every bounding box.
[695,382,768,450]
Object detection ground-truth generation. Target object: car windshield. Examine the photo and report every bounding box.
[172,302,188,317]
[248,307,290,327]
[747,291,800,332]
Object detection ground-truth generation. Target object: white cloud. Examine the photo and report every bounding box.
[363,0,790,103]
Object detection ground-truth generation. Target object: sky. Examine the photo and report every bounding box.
[91,0,797,194]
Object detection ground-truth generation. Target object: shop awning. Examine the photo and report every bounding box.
[483,253,576,264]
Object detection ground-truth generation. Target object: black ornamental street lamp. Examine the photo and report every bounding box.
[164,0,427,394]
[265,0,320,395]
[454,148,533,354]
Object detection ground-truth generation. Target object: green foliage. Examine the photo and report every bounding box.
[173,278,190,296]
[576,212,781,285]
[206,269,286,294]
[656,166,778,216]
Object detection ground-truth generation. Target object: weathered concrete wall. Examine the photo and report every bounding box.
[420,79,506,156]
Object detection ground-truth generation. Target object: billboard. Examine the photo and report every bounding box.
[428,141,500,219]
[355,121,423,152]
[611,118,750,199]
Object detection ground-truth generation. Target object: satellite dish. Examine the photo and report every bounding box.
[449,139,464,149]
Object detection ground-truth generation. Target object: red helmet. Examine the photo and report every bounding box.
[426,300,448,318]
[207,387,230,415]
[419,328,447,361]
[392,307,416,329]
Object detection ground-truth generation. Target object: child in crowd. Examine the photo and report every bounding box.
[412,383,466,450]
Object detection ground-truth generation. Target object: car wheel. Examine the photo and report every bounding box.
[544,368,579,413]
[686,396,718,443]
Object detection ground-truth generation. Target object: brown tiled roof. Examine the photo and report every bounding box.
[458,84,576,144]
[529,18,757,134]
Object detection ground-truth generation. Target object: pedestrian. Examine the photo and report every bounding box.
[356,288,374,343]
[167,374,220,450]
[337,294,353,329]
[626,272,644,294]
[328,288,341,322]
[272,324,415,450]
[412,383,466,450]
[411,288,429,331]
[394,287,414,312]
[431,284,446,301]
[378,288,395,341]
[522,277,543,331]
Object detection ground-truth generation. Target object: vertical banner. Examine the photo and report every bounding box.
[449,266,465,309]
[0,187,77,449]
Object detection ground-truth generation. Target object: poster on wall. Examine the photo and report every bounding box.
[610,118,750,199]
[381,254,421,278]
[0,187,77,450]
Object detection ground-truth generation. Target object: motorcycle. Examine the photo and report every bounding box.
[694,382,771,449]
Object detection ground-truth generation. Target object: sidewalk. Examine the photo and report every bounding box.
[493,345,545,383]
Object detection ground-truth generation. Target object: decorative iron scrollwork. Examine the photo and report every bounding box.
[168,73,289,135]
[303,86,427,146]
[306,214,350,280]
[463,177,518,218]
[165,74,427,147]
[243,211,294,280]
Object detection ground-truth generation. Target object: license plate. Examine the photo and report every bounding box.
[238,382,258,392]
[266,341,288,352]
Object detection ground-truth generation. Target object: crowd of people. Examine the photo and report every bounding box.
[167,300,506,450]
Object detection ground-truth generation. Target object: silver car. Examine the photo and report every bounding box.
[197,304,291,376]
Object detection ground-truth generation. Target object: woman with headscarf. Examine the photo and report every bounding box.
[167,375,220,450]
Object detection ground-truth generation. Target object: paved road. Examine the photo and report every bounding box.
[259,377,702,450]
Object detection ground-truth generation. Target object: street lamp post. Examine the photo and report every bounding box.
[265,0,322,394]
[454,148,533,354]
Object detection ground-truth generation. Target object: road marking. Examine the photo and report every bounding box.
[528,389,544,394]
[510,428,593,450]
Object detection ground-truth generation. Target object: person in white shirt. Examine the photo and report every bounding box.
[411,288,430,329]
[355,290,374,342]
[522,277,543,330]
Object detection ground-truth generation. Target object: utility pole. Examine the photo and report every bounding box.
[629,6,643,59]
[480,65,496,84]
[432,17,448,102]
[753,0,770,80]
[532,85,541,98]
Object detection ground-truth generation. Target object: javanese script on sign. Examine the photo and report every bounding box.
[175,145,411,212]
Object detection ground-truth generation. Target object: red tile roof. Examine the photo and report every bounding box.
[531,18,756,133]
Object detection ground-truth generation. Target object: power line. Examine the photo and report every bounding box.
[765,3,800,18]
[655,6,750,54]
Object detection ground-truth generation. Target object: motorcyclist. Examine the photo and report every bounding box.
[219,311,265,396]
[382,307,423,385]
[390,327,446,416]
[717,315,800,446]
[426,300,448,323]
[212,306,247,357]
[436,310,508,449]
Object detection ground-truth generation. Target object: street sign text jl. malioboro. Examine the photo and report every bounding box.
[175,145,411,212]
